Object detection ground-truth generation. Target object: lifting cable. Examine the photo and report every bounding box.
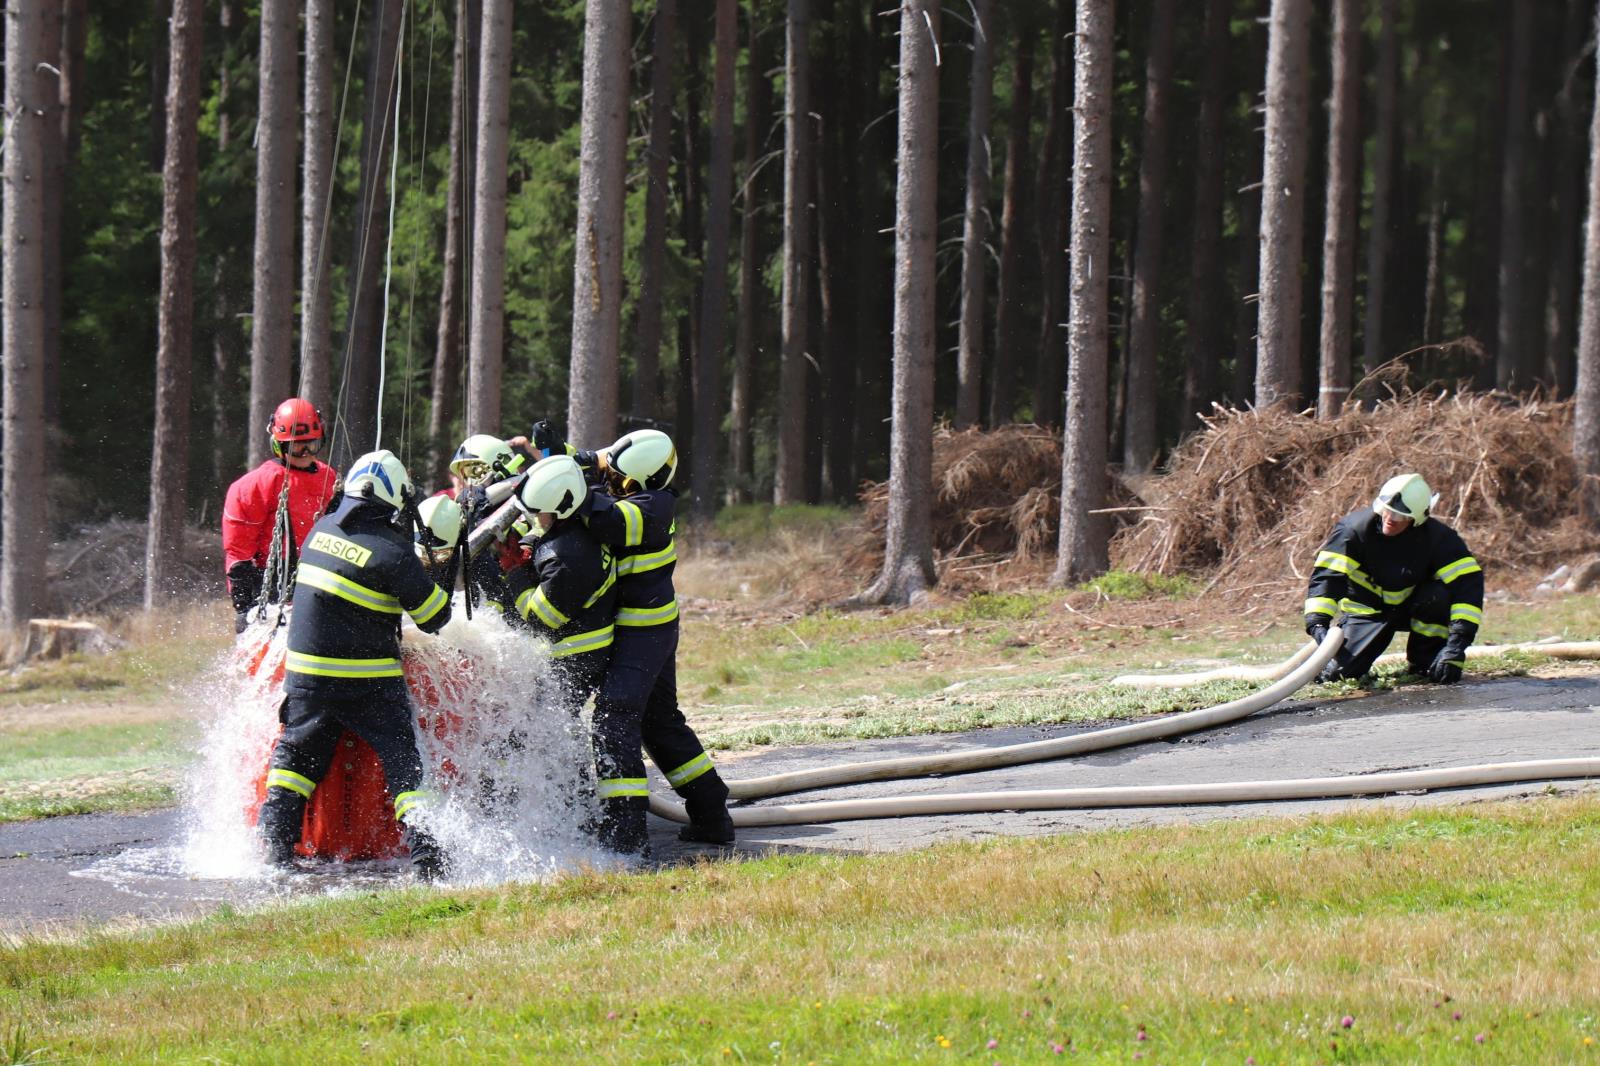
[646,627,1600,828]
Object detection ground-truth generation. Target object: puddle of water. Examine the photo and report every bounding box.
[77,600,633,903]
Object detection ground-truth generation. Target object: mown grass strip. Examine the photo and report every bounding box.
[2,797,1597,1062]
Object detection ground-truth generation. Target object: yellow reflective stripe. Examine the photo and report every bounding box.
[530,586,569,628]
[616,599,679,627]
[615,539,676,577]
[1410,620,1450,638]
[1450,604,1483,625]
[552,625,614,658]
[1435,556,1483,583]
[1304,597,1339,617]
[665,752,712,788]
[615,500,644,547]
[410,585,449,626]
[1338,598,1381,617]
[266,768,316,799]
[598,777,649,799]
[1314,551,1360,576]
[393,790,428,820]
[582,567,617,609]
[296,563,402,614]
[285,651,404,678]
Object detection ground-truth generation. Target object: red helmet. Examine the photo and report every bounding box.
[269,398,323,442]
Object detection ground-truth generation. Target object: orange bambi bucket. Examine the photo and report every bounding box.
[240,622,476,861]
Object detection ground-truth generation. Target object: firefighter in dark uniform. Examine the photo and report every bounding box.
[257,449,454,879]
[531,424,733,854]
[1304,473,1484,684]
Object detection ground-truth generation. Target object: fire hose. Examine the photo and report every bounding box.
[646,625,1600,829]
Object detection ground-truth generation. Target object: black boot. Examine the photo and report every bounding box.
[677,770,734,846]
[257,792,307,868]
[404,823,448,883]
[597,799,650,857]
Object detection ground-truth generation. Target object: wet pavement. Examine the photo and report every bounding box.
[3,673,1597,933]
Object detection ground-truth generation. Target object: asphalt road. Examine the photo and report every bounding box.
[3,673,1597,932]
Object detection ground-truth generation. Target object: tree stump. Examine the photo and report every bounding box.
[20,619,119,662]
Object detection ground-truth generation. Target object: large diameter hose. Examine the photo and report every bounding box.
[651,758,1600,828]
[715,626,1346,802]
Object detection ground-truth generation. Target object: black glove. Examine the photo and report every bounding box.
[227,560,262,614]
[1428,651,1463,684]
[1306,620,1330,646]
[530,419,567,459]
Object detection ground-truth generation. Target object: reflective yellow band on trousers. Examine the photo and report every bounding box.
[616,599,679,627]
[598,777,649,799]
[552,625,614,658]
[285,651,404,678]
[394,790,428,820]
[665,752,713,788]
[296,563,402,614]
[267,768,317,798]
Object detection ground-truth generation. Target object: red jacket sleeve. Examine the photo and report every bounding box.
[222,463,277,572]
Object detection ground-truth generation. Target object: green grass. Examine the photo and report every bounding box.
[1079,567,1197,601]
[3,797,1598,1062]
[0,720,192,823]
[0,633,227,710]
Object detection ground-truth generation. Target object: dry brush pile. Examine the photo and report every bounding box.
[847,394,1597,600]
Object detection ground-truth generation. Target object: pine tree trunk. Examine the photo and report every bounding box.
[1574,0,1600,525]
[633,0,678,422]
[1317,0,1362,419]
[3,0,52,628]
[1031,7,1073,429]
[246,0,298,468]
[468,0,511,437]
[567,0,631,448]
[1053,0,1116,585]
[429,0,473,483]
[690,0,738,517]
[1254,0,1312,411]
[337,0,403,464]
[863,0,939,604]
[212,0,242,489]
[299,0,335,412]
[730,9,769,504]
[146,0,203,609]
[1544,5,1587,396]
[774,0,813,504]
[988,29,1033,429]
[954,0,995,430]
[1360,0,1397,375]
[1496,0,1533,391]
[39,1,62,437]
[1181,0,1230,433]
[1122,0,1177,471]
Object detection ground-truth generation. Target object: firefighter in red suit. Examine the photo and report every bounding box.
[223,398,340,633]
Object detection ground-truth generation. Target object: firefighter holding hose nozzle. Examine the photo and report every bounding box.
[1304,473,1484,685]
[256,449,453,880]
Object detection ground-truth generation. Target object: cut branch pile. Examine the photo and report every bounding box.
[47,520,224,615]
[1111,390,1598,595]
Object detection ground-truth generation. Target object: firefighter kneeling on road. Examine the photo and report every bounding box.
[257,449,454,880]
[533,422,733,855]
[1304,472,1484,684]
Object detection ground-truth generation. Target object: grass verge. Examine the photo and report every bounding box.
[0,719,193,824]
[2,796,1597,1062]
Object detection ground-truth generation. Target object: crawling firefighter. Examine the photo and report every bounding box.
[531,421,734,855]
[222,398,340,633]
[256,449,454,879]
[1304,473,1485,684]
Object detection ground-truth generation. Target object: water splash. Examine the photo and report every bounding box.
[163,598,621,891]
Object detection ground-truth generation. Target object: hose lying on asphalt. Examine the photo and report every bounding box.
[647,623,1600,828]
[1113,636,1600,688]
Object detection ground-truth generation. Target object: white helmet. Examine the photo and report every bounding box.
[516,454,588,520]
[449,434,518,485]
[346,449,414,511]
[605,428,677,493]
[417,494,464,549]
[1372,472,1438,525]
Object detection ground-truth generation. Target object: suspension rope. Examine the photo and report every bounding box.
[375,0,406,450]
[316,0,366,465]
[399,0,442,472]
